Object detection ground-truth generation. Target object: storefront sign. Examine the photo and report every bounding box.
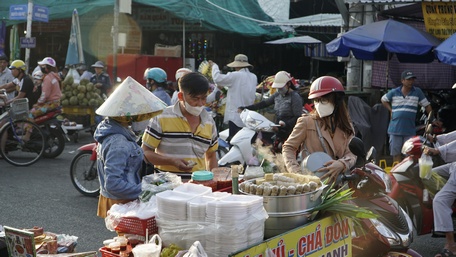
[422,2,456,40]
[230,215,352,257]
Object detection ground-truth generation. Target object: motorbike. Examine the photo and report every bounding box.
[309,137,421,256]
[388,119,456,236]
[427,89,456,134]
[70,142,99,197]
[70,138,153,197]
[33,108,69,158]
[217,109,280,166]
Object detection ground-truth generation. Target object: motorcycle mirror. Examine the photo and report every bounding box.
[366,146,377,163]
[348,137,366,167]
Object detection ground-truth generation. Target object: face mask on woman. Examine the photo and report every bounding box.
[278,87,288,96]
[315,102,335,118]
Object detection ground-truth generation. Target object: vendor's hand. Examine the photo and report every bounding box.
[173,159,193,172]
[95,83,102,88]
[318,160,345,184]
[238,107,245,113]
[426,134,436,143]
[423,146,440,156]
[278,120,285,127]
[208,60,214,66]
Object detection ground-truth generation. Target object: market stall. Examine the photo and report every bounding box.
[94,166,363,257]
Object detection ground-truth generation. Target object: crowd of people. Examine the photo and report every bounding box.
[0,52,454,257]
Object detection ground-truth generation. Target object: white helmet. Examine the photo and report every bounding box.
[175,68,192,81]
[32,70,44,80]
[272,71,292,89]
[37,57,56,67]
[143,67,151,80]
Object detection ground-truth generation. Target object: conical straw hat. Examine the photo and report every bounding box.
[96,76,167,120]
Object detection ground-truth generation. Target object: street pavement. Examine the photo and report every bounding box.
[0,130,447,256]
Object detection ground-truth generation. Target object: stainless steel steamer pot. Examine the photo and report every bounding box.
[240,179,327,239]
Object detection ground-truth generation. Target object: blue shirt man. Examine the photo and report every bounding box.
[381,70,432,163]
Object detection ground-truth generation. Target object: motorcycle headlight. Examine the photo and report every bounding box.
[369,207,414,248]
[369,218,402,246]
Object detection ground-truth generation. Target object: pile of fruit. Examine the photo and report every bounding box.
[60,76,105,107]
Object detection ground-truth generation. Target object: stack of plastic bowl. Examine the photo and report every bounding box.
[187,192,230,222]
[205,194,266,256]
[156,183,211,220]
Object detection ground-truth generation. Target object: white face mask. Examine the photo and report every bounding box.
[278,87,288,96]
[184,100,204,116]
[315,102,335,118]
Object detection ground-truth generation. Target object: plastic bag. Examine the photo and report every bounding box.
[132,234,162,257]
[419,154,433,180]
[105,199,158,231]
[243,166,264,180]
[139,172,182,202]
[182,241,207,257]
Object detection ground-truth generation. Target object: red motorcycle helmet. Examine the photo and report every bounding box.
[308,76,345,99]
[401,136,423,157]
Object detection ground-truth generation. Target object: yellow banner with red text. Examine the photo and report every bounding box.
[229,215,352,257]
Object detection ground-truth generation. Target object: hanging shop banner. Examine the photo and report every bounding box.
[229,215,352,257]
[422,2,456,40]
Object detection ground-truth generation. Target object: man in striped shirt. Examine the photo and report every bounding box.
[142,72,219,177]
[381,70,432,163]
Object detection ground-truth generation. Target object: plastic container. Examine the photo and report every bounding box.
[212,167,232,190]
[189,171,217,192]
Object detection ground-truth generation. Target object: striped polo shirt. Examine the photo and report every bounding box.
[142,102,219,173]
[381,86,430,136]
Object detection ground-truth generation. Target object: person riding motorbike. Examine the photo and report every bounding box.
[282,76,356,184]
[238,71,303,153]
[145,67,171,106]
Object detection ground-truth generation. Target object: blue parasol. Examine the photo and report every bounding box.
[65,9,84,67]
[326,19,440,62]
[326,19,440,88]
[434,32,456,65]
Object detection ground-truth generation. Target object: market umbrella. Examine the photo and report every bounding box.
[434,32,456,65]
[65,9,84,81]
[265,35,323,79]
[326,19,441,88]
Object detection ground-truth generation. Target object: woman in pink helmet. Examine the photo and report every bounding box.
[282,76,356,184]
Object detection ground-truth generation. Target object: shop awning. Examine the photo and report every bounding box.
[0,0,284,37]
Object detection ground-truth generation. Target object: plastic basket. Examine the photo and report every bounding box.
[9,98,29,120]
[115,216,158,237]
[99,246,132,257]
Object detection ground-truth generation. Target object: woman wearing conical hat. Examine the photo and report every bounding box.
[94,77,166,218]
